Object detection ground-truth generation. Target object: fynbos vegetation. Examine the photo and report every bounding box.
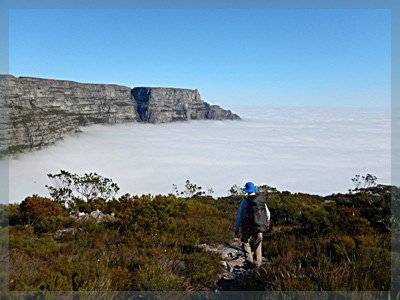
[2,171,396,291]
[351,173,378,191]
[46,170,120,209]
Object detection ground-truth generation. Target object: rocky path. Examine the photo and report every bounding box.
[199,238,267,291]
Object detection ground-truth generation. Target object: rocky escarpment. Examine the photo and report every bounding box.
[0,75,140,155]
[0,75,240,156]
[132,87,240,123]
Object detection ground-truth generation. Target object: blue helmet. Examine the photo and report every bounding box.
[242,182,257,194]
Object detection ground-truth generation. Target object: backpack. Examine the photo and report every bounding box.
[243,194,269,233]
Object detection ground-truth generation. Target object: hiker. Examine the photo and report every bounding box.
[234,182,270,268]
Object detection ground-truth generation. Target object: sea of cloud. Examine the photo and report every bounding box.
[6,106,391,203]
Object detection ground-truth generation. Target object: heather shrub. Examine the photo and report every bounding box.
[130,262,186,291]
[19,195,65,229]
[267,195,300,226]
[337,207,373,236]
[0,204,7,227]
[327,235,356,259]
[298,205,337,235]
[8,178,393,291]
[181,251,223,289]
[8,203,21,226]
[35,215,75,233]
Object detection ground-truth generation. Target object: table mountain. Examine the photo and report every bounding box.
[132,87,240,123]
[0,75,240,155]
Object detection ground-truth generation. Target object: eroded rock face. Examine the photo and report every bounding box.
[0,75,139,155]
[206,104,241,121]
[0,75,240,156]
[132,87,240,123]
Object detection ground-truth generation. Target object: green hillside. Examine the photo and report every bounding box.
[1,172,397,291]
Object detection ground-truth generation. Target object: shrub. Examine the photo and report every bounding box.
[351,174,378,191]
[337,207,373,236]
[35,215,75,233]
[46,170,119,209]
[298,205,337,235]
[181,251,223,289]
[8,203,21,226]
[172,180,214,197]
[130,262,186,291]
[228,184,245,196]
[0,204,8,227]
[267,196,300,226]
[327,235,356,259]
[19,195,64,227]
[8,174,394,292]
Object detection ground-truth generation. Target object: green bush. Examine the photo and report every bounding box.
[0,204,8,227]
[8,203,21,226]
[181,251,223,289]
[46,170,120,208]
[19,195,65,227]
[8,180,394,291]
[35,215,75,233]
[130,262,186,291]
[327,235,356,259]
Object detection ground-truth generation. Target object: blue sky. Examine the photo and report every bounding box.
[9,9,390,107]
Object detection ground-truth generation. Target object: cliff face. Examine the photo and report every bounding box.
[0,75,240,156]
[132,87,239,123]
[0,75,139,155]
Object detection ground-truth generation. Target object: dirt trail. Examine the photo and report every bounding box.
[199,238,267,291]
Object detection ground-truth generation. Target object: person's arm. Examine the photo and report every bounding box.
[234,200,247,233]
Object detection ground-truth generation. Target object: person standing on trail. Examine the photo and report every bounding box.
[234,182,271,268]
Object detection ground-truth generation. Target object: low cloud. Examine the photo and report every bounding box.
[7,106,391,203]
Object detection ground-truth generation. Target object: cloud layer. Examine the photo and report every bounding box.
[7,107,391,203]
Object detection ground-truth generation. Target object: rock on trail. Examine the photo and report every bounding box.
[199,239,268,291]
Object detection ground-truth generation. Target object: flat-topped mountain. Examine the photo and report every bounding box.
[0,75,240,155]
[132,87,239,123]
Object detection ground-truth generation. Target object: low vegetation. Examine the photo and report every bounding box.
[1,171,397,291]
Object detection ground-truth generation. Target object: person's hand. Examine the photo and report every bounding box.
[265,220,270,229]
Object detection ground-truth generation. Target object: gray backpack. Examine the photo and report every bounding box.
[243,194,269,233]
